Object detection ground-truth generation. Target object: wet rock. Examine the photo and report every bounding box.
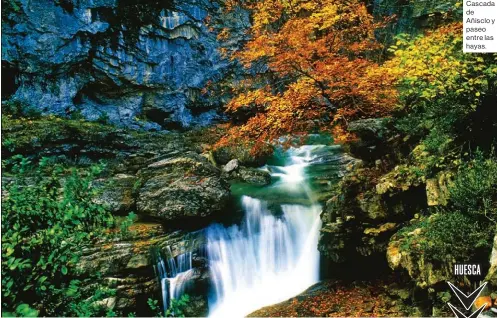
[184,295,209,317]
[319,221,349,263]
[137,152,230,221]
[223,159,239,173]
[237,167,271,186]
[213,144,272,167]
[77,222,205,315]
[221,159,272,186]
[93,174,139,214]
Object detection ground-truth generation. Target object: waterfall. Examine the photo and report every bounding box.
[156,250,194,313]
[206,145,323,317]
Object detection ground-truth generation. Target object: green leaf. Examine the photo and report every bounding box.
[16,303,39,317]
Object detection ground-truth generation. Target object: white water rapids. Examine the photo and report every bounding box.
[156,145,326,317]
[206,145,323,317]
[156,249,194,313]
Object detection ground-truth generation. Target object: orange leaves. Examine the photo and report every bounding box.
[225,86,275,112]
[216,0,399,152]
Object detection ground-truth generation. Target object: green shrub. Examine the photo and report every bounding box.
[166,294,190,317]
[1,156,116,316]
[423,212,493,262]
[449,151,497,220]
[397,152,497,263]
[119,212,138,239]
[147,294,190,318]
[399,212,493,263]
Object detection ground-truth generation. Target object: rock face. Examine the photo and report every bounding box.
[137,152,230,221]
[425,172,452,206]
[318,166,425,265]
[93,174,139,214]
[2,0,237,129]
[386,215,454,289]
[373,0,457,34]
[77,223,207,316]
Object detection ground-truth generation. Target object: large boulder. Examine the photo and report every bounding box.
[137,152,230,221]
[237,167,271,185]
[348,118,390,142]
[347,118,391,161]
[93,174,139,214]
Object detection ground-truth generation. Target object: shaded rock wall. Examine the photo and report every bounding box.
[2,0,238,129]
[372,0,458,34]
[77,223,208,316]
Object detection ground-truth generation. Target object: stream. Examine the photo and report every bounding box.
[156,141,346,317]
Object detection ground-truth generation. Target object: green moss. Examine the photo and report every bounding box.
[1,115,187,160]
[397,211,493,263]
[2,115,118,153]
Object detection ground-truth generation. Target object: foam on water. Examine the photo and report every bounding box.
[206,145,323,317]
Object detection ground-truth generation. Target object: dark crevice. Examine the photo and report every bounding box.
[1,61,19,100]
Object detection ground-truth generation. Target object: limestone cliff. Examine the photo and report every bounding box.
[2,0,243,129]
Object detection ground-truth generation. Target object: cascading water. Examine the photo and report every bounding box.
[206,145,324,317]
[156,250,195,313]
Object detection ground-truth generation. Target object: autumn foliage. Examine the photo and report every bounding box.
[381,22,496,109]
[216,0,398,151]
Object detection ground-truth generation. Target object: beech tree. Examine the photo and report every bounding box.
[216,0,397,152]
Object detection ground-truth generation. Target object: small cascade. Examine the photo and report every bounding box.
[205,145,324,317]
[155,249,195,313]
[150,143,342,317]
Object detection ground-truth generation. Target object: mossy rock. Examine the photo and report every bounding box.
[93,174,140,214]
[212,143,273,167]
[136,153,230,221]
[388,213,493,288]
